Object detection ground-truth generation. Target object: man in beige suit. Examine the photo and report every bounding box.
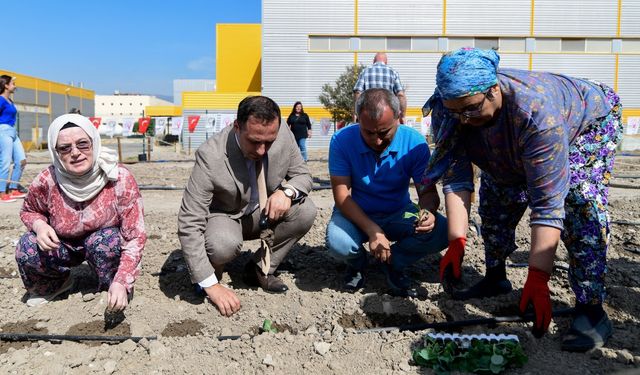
[178,96,317,317]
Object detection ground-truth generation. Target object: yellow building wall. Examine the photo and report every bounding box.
[183,92,261,110]
[216,24,261,93]
[0,70,94,99]
[145,106,182,117]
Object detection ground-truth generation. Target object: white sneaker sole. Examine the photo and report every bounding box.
[26,277,74,307]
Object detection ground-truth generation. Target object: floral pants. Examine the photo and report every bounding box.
[15,227,121,295]
[478,84,622,305]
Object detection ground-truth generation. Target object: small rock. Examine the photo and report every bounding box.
[34,322,47,331]
[240,334,251,341]
[82,293,95,302]
[399,361,412,372]
[103,360,117,374]
[137,338,150,352]
[616,349,634,364]
[119,339,137,354]
[314,341,331,356]
[305,325,318,335]
[262,354,274,366]
[148,341,168,357]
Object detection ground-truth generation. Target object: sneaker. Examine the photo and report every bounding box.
[0,193,16,203]
[383,265,418,298]
[8,190,26,199]
[26,277,74,307]
[343,266,365,292]
[561,311,613,352]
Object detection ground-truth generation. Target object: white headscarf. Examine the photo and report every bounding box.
[48,114,119,202]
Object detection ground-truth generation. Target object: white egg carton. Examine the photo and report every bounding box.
[427,333,519,348]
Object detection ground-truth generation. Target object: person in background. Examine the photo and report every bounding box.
[326,88,448,297]
[178,96,316,317]
[0,75,27,203]
[423,47,621,352]
[353,52,407,124]
[15,114,145,310]
[286,101,312,162]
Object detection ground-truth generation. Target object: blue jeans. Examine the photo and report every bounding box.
[325,203,448,272]
[0,124,26,192]
[296,137,308,161]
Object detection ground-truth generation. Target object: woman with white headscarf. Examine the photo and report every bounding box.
[15,113,146,311]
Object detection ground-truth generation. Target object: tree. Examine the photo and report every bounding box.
[319,64,365,125]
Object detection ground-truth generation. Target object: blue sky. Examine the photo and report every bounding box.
[4,1,261,99]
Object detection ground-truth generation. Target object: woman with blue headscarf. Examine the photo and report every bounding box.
[422,47,621,352]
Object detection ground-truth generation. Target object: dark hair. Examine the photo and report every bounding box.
[0,75,14,95]
[236,96,281,129]
[290,101,304,116]
[60,122,79,131]
[69,108,82,115]
[355,88,401,120]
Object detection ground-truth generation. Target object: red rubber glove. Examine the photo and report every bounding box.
[439,237,466,281]
[519,266,551,337]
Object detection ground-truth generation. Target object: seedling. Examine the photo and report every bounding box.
[412,333,527,374]
[261,319,278,334]
[403,203,428,225]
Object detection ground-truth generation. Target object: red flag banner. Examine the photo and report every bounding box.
[138,117,151,134]
[188,115,200,133]
[89,117,101,129]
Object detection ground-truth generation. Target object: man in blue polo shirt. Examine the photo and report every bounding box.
[326,88,448,297]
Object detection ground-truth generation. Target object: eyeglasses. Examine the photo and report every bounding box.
[55,139,93,155]
[446,91,490,120]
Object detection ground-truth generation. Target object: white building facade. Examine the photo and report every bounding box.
[262,0,640,149]
[95,94,174,126]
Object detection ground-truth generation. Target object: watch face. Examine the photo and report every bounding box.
[284,188,294,198]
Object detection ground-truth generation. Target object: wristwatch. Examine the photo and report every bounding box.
[281,187,296,200]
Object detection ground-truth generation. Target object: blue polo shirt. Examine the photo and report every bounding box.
[0,96,17,126]
[329,124,429,215]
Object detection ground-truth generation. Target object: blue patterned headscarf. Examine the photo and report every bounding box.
[421,48,501,188]
[436,47,500,99]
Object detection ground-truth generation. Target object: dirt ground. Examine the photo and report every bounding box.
[1,146,639,374]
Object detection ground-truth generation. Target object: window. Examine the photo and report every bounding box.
[448,38,475,51]
[535,38,561,52]
[361,37,385,51]
[309,36,330,50]
[586,39,611,53]
[499,38,526,52]
[475,38,499,50]
[330,37,350,50]
[412,37,438,51]
[387,37,411,51]
[561,38,585,52]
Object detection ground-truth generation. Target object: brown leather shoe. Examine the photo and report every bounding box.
[243,262,289,293]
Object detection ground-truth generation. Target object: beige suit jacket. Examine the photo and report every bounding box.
[177,123,313,283]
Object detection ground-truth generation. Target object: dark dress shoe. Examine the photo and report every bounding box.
[243,262,289,293]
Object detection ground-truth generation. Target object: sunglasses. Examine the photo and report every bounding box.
[446,91,490,120]
[56,139,93,155]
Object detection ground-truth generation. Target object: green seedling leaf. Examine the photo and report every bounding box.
[412,337,528,374]
[403,211,419,219]
[491,354,504,365]
[261,319,278,333]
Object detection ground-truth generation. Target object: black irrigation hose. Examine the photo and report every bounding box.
[611,220,640,226]
[506,262,570,272]
[0,332,157,343]
[355,307,576,334]
[137,184,333,191]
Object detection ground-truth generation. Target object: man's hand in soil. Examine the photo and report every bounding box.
[205,284,241,317]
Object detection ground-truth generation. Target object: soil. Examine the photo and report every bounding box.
[0,147,639,374]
